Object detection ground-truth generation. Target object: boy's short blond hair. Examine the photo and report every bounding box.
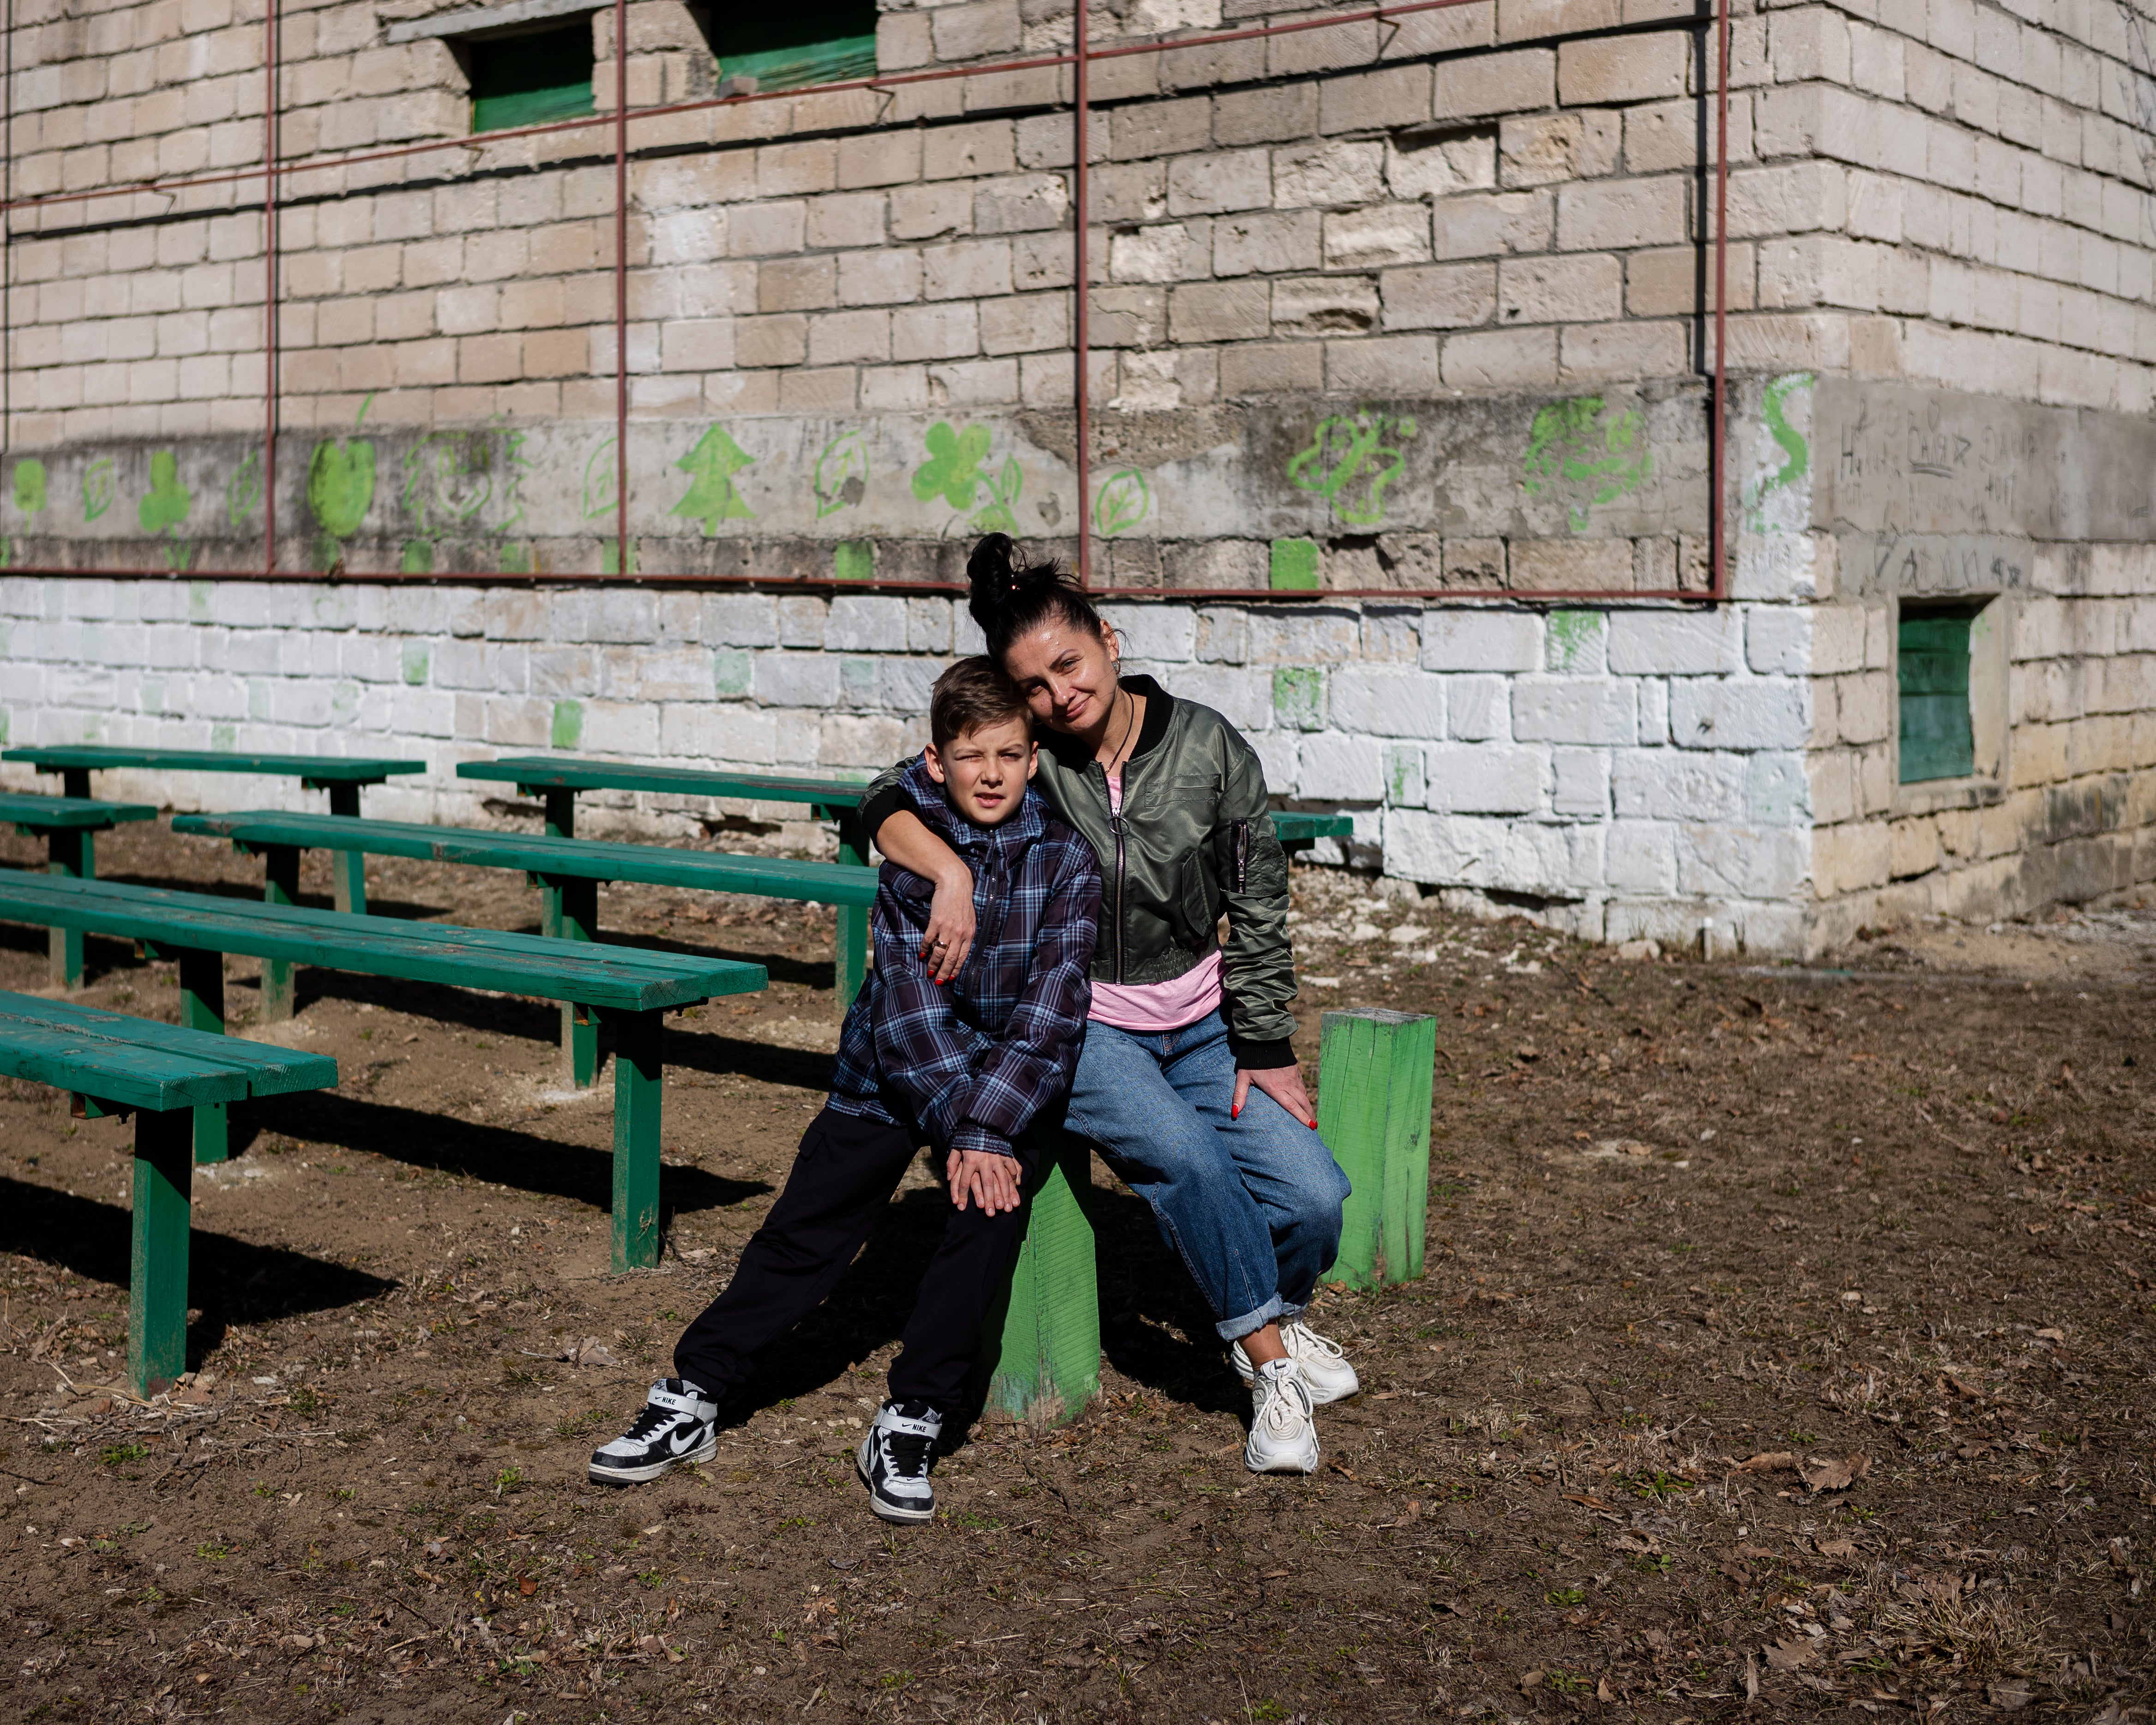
[929,656,1029,748]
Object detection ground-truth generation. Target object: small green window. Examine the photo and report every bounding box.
[711,0,877,92]
[1897,610,1975,783]
[470,19,595,133]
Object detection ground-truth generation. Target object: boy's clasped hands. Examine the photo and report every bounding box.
[946,1147,1024,1215]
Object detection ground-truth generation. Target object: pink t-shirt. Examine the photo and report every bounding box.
[1086,772,1226,1034]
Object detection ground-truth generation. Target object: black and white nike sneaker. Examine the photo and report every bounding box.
[588,1379,719,1486]
[855,1399,941,1524]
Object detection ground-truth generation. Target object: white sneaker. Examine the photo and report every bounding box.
[588,1378,719,1486]
[856,1400,941,1524]
[1245,1358,1319,1475]
[1230,1320,1361,1405]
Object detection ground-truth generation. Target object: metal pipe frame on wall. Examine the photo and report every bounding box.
[0,0,1731,605]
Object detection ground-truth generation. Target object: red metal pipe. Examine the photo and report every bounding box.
[1710,0,1730,602]
[614,0,629,584]
[263,0,280,577]
[1072,0,1091,587]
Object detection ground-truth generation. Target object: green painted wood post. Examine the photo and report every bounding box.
[128,1104,193,1394]
[259,844,299,1021]
[326,783,367,914]
[176,948,229,1165]
[833,812,871,1019]
[45,826,90,989]
[1316,1007,1437,1290]
[610,1007,663,1271]
[984,1131,1100,1429]
[555,875,601,1087]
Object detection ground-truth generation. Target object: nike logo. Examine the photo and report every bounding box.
[667,1427,705,1455]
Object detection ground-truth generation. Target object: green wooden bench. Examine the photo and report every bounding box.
[0,991,337,1395]
[0,874,764,1270]
[456,757,875,1014]
[3,746,424,916]
[1271,811,1355,852]
[169,810,877,1088]
[1,791,159,988]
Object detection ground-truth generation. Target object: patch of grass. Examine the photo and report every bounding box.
[495,1468,524,1493]
[1622,1469,1695,1501]
[195,1541,231,1562]
[554,1409,608,1440]
[1544,1586,1586,1606]
[98,1442,149,1467]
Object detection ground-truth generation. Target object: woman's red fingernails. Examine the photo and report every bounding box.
[1230,1104,1241,1120]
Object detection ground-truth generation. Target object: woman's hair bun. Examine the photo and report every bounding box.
[964,531,1106,661]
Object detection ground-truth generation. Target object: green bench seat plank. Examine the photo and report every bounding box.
[6,746,424,915]
[0,875,764,1269]
[458,755,877,1030]
[1271,812,1355,847]
[0,990,338,1394]
[1,792,161,989]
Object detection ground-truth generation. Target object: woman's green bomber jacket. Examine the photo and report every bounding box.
[859,675,1300,1070]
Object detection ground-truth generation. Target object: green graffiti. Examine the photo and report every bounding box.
[583,437,618,519]
[210,723,236,751]
[1270,537,1320,591]
[912,422,1020,535]
[499,543,532,574]
[1521,396,1652,532]
[402,431,492,533]
[82,458,115,522]
[401,644,430,686]
[497,429,533,539]
[400,539,434,574]
[1546,609,1605,672]
[188,581,212,622]
[1273,667,1324,731]
[832,540,873,581]
[1092,469,1150,538]
[1744,372,1812,529]
[672,426,757,534]
[308,397,378,545]
[12,458,46,515]
[225,449,262,526]
[1287,411,1416,527]
[713,648,753,696]
[551,699,584,750]
[139,451,193,539]
[600,538,641,575]
[814,430,869,519]
[0,710,9,747]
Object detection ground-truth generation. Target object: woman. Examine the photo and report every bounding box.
[859,534,1355,1474]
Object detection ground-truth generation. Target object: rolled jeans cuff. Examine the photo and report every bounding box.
[1216,1292,1285,1345]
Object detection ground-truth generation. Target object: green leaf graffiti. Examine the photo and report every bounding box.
[308,396,378,547]
[1521,396,1653,532]
[12,459,46,515]
[82,457,116,522]
[1743,373,1812,530]
[225,449,262,526]
[813,430,869,519]
[1092,468,1150,538]
[913,422,1021,535]
[583,437,618,519]
[1287,411,1416,527]
[671,426,757,534]
[139,451,192,536]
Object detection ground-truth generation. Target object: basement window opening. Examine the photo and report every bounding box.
[1897,604,1978,784]
[466,17,597,134]
[708,0,878,93]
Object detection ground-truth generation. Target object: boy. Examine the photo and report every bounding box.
[589,658,1102,1524]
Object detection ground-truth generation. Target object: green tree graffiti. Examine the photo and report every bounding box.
[1286,411,1416,526]
[671,426,757,533]
[913,422,1020,535]
[139,450,193,569]
[1521,396,1653,532]
[308,394,378,567]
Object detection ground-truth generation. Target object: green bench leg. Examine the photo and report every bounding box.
[45,827,90,990]
[1316,1008,1437,1290]
[834,813,869,1019]
[556,875,601,1088]
[539,790,576,940]
[609,1007,662,1271]
[177,949,229,1165]
[985,1131,1100,1429]
[326,784,367,915]
[259,844,298,1022]
[129,1105,193,1394]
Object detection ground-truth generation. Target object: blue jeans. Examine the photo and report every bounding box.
[1062,1010,1351,1343]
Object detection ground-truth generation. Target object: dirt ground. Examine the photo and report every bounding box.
[0,820,2151,1725]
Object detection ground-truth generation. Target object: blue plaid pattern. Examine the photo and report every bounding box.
[828,757,1101,1158]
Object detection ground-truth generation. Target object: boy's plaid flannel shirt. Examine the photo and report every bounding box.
[827,756,1101,1159]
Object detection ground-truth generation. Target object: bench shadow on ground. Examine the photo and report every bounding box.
[0,1176,395,1372]
[244,1093,771,1219]
[719,1174,1244,1433]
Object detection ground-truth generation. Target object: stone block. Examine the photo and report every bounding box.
[1678,823,1808,899]
[1329,666,1446,737]
[825,595,909,652]
[1272,275,1379,335]
[1558,33,1688,104]
[1214,83,1318,147]
[1272,140,1385,210]
[1745,751,1811,825]
[1500,111,1621,188]
[1612,747,1744,820]
[1381,262,1498,330]
[1557,177,1688,251]
[1496,253,1622,323]
[1745,606,1810,675]
[1560,321,1690,383]
[925,238,1014,302]
[1214,210,1322,277]
[1166,150,1272,216]
[1323,205,1431,269]
[974,174,1070,234]
[1387,131,1498,201]
[755,650,839,708]
[1433,48,1554,117]
[1383,809,1605,897]
[1668,679,1811,750]
[1325,334,1440,394]
[1513,678,1637,745]
[1169,280,1270,343]
[1424,743,1545,814]
[1551,747,1611,816]
[1606,818,1676,891]
[1318,66,1432,135]
[1812,819,1888,895]
[1441,326,1557,386]
[1607,609,1744,675]
[930,0,1021,61]
[1298,732,1386,802]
